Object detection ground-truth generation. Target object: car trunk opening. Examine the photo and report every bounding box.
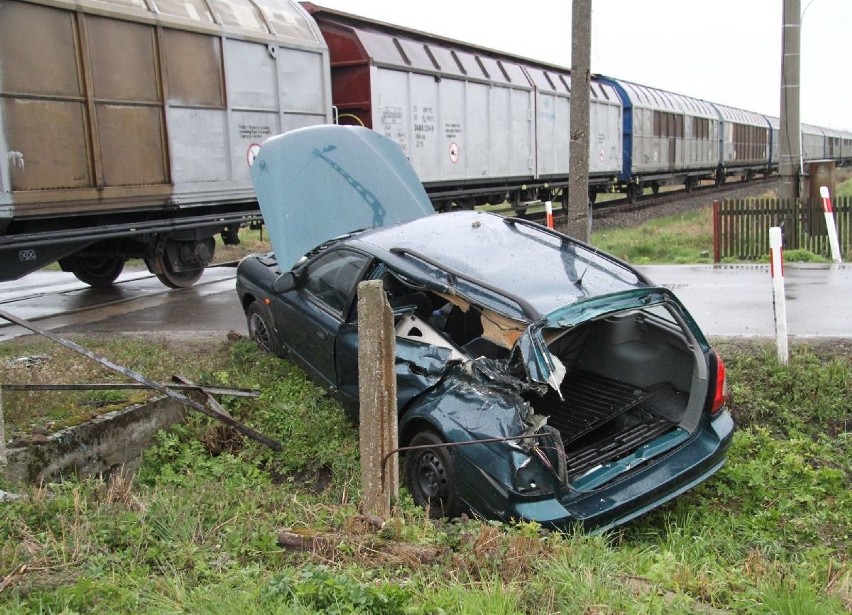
[528,305,709,490]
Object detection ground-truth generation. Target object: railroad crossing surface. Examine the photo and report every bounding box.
[0,264,850,341]
[637,263,851,338]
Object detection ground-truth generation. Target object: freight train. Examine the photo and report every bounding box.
[1,0,849,287]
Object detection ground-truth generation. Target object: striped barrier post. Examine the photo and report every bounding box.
[545,200,554,229]
[769,227,788,365]
[820,186,843,264]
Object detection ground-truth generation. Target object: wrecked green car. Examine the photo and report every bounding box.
[236,126,733,530]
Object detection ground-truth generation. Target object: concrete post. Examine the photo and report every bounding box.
[779,0,801,201]
[357,280,399,518]
[567,0,592,241]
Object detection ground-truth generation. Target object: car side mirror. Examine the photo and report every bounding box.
[272,271,298,293]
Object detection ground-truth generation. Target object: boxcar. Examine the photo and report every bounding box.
[801,124,827,162]
[304,4,621,211]
[597,78,720,201]
[0,0,331,286]
[713,103,772,183]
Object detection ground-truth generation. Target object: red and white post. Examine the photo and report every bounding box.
[769,227,788,365]
[820,186,843,264]
[545,200,554,229]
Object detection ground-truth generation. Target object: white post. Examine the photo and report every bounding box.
[769,227,789,365]
[820,186,843,264]
[545,200,554,229]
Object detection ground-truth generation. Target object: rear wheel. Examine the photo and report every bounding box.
[246,301,284,357]
[405,430,462,519]
[66,254,125,287]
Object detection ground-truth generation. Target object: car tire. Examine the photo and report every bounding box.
[405,429,463,519]
[246,301,285,357]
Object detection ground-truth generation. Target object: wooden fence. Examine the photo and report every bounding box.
[713,197,851,261]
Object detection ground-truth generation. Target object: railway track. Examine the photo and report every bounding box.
[0,266,238,342]
[0,176,775,337]
[522,175,776,225]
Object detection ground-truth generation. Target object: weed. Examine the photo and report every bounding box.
[591,207,714,263]
[265,565,411,614]
[1,338,850,613]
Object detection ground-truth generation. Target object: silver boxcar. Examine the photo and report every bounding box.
[801,124,827,161]
[524,66,622,184]
[0,0,331,286]
[713,103,771,182]
[599,78,720,200]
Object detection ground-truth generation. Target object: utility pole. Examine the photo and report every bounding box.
[779,0,801,201]
[567,0,592,241]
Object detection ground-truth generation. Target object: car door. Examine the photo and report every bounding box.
[271,248,371,393]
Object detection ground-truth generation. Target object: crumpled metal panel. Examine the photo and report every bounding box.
[395,338,454,409]
[401,360,538,490]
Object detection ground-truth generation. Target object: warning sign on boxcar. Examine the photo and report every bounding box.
[247,143,261,167]
[449,143,459,164]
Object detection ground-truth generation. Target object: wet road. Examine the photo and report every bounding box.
[0,263,850,342]
[0,266,245,342]
[639,263,851,338]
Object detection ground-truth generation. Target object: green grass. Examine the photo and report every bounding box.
[590,205,850,264]
[592,207,715,264]
[836,174,852,198]
[1,338,850,613]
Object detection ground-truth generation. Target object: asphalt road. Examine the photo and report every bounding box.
[638,263,851,338]
[0,263,850,342]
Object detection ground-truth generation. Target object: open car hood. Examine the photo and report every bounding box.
[250,125,435,271]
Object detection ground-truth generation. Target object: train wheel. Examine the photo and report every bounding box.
[651,183,660,195]
[154,261,204,289]
[685,177,696,193]
[627,183,643,204]
[715,173,726,187]
[67,254,126,287]
[146,238,213,289]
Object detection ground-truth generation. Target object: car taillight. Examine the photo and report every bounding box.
[710,351,728,416]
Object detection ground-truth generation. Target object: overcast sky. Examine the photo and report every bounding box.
[311,0,851,131]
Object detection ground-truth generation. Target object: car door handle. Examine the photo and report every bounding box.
[316,329,329,340]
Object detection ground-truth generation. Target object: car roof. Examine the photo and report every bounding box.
[353,210,648,319]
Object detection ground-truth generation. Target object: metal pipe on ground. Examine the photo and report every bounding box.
[0,308,282,451]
